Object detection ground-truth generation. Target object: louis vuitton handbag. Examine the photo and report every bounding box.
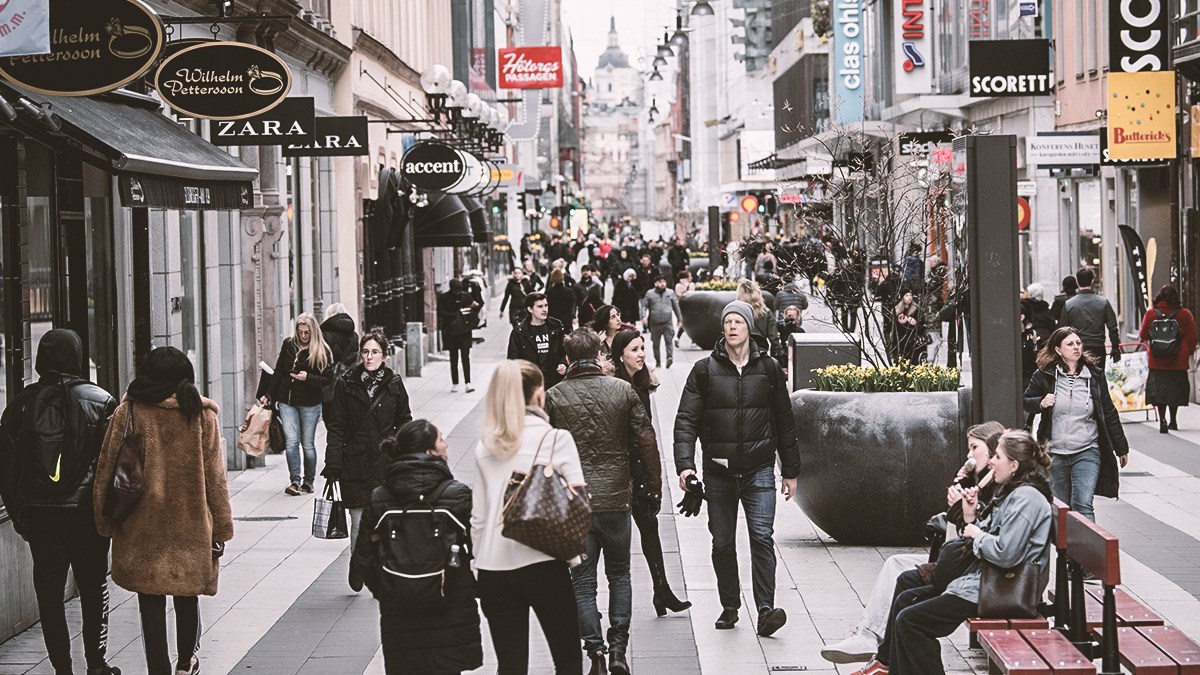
[501,429,592,561]
[977,562,1041,618]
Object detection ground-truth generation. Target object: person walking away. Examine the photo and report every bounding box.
[1020,300,1040,388]
[472,360,585,675]
[575,265,604,327]
[0,329,120,675]
[546,269,577,330]
[324,331,413,590]
[776,306,805,376]
[259,313,333,496]
[1049,275,1078,323]
[507,292,567,388]
[674,301,800,636]
[610,329,691,617]
[1058,267,1121,368]
[738,279,781,364]
[93,347,233,675]
[641,275,682,369]
[1138,284,1198,433]
[773,275,808,325]
[613,269,641,329]
[439,279,480,393]
[320,304,360,418]
[900,243,924,293]
[351,420,482,674]
[501,267,535,328]
[545,329,660,675]
[673,270,694,348]
[1023,327,1129,521]
[1024,283,1055,346]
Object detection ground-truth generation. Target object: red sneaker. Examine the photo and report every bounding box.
[848,660,889,675]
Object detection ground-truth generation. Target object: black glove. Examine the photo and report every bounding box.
[321,466,341,481]
[676,475,705,517]
[1110,347,1122,363]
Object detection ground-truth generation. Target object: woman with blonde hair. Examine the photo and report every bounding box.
[259,312,333,496]
[471,360,585,674]
[737,278,780,359]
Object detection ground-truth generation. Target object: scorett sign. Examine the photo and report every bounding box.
[968,40,1052,97]
[213,97,314,146]
[154,41,290,120]
[400,141,467,191]
[282,116,368,157]
[0,0,163,96]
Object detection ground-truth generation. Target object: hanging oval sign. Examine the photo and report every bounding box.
[0,0,164,96]
[402,141,468,191]
[154,42,291,120]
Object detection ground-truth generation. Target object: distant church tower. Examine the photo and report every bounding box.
[591,17,642,108]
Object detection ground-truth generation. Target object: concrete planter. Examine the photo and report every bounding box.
[790,387,972,546]
[679,290,774,350]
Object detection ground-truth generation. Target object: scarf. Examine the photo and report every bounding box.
[361,367,386,399]
[126,375,181,404]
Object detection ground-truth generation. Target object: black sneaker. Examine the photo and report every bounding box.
[87,666,122,675]
[300,484,314,494]
[284,483,301,496]
[757,607,787,637]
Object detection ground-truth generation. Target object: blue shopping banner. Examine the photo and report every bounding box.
[831,0,864,123]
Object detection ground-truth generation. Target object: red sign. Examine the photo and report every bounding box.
[1017,197,1030,231]
[740,195,760,213]
[498,46,563,89]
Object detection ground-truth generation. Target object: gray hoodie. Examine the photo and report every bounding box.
[1050,366,1098,455]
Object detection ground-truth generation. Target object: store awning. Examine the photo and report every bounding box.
[459,196,491,244]
[413,192,473,248]
[0,82,256,209]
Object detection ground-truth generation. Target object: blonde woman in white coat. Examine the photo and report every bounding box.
[472,359,586,674]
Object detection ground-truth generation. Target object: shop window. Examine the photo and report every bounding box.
[178,211,207,392]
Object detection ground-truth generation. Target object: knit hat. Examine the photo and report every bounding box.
[722,300,756,329]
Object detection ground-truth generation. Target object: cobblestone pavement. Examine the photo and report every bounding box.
[2,305,1200,674]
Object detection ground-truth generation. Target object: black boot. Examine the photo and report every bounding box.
[715,608,739,629]
[609,652,630,675]
[588,652,608,675]
[653,585,692,616]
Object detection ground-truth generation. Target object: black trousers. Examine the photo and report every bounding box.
[137,594,201,675]
[631,497,668,588]
[449,345,472,385]
[878,571,976,675]
[477,560,582,675]
[24,508,112,675]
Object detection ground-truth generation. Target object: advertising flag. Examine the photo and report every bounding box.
[0,0,50,58]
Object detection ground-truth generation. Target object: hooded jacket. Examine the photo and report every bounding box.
[674,334,801,479]
[350,453,482,673]
[320,313,359,369]
[324,365,414,507]
[0,329,117,525]
[545,360,660,511]
[506,316,566,387]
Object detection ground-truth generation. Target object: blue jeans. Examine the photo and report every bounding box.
[571,511,632,656]
[278,402,321,488]
[706,466,777,613]
[1050,448,1100,521]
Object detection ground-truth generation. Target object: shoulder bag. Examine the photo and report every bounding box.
[105,404,145,524]
[501,429,592,561]
[978,562,1041,618]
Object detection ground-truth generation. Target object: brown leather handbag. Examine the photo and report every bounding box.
[501,429,592,561]
[977,562,1041,618]
[104,404,145,524]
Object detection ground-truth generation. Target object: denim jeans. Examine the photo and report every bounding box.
[649,323,673,365]
[1050,448,1101,521]
[278,402,321,488]
[706,466,777,613]
[571,511,632,656]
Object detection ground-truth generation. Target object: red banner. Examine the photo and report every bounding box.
[498,46,563,89]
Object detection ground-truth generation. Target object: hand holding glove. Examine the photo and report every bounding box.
[676,474,705,517]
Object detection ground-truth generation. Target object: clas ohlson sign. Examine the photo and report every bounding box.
[831,0,864,123]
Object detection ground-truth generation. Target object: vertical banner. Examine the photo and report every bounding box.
[0,0,50,58]
[831,0,864,122]
[1109,0,1167,72]
[1118,224,1150,319]
[893,0,931,94]
[1106,71,1176,160]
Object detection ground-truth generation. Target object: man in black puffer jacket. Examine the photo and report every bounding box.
[674,301,800,638]
[0,329,121,675]
[320,306,360,416]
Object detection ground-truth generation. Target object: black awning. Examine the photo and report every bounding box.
[459,196,490,244]
[0,82,256,209]
[413,192,473,248]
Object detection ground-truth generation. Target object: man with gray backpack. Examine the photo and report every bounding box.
[0,329,120,675]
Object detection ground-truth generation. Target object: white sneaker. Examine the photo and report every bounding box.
[820,631,878,664]
[465,384,475,393]
[450,385,459,393]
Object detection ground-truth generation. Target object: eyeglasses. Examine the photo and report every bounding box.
[361,349,384,357]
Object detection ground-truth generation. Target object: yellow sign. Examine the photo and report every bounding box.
[1106,71,1176,161]
[1191,104,1200,158]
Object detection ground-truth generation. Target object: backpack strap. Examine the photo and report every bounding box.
[1154,308,1165,319]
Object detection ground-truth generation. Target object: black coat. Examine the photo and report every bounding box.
[1023,366,1129,499]
[674,335,801,479]
[506,317,566,387]
[324,366,413,507]
[546,282,576,328]
[261,338,333,408]
[613,279,641,323]
[500,277,533,325]
[351,454,482,673]
[320,313,359,369]
[437,289,476,349]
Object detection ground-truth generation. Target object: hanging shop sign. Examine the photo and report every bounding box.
[119,173,252,210]
[497,46,562,89]
[1016,197,1030,231]
[831,0,864,122]
[213,96,314,146]
[1025,131,1099,172]
[0,0,163,96]
[490,162,522,188]
[898,131,953,155]
[1105,70,1176,161]
[0,0,50,58]
[282,116,368,156]
[893,0,931,94]
[400,140,467,190]
[1109,0,1167,72]
[968,40,1051,97]
[1099,125,1169,165]
[155,41,290,120]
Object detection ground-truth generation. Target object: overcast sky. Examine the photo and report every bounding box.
[562,0,677,84]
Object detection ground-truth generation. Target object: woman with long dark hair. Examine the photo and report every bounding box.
[94,347,232,675]
[1139,284,1198,433]
[591,304,636,359]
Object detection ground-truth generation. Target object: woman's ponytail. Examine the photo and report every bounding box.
[176,379,203,420]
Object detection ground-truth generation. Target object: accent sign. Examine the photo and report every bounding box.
[1109,0,1167,72]
[213,96,314,146]
[0,0,163,96]
[401,140,468,190]
[893,0,930,94]
[282,116,368,157]
[497,46,562,89]
[154,41,291,120]
[968,40,1052,97]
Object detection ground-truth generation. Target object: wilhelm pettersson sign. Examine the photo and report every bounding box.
[401,141,468,191]
[154,42,291,120]
[968,40,1052,97]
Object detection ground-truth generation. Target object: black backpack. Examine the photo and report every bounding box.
[20,382,92,498]
[373,480,468,607]
[1149,308,1182,358]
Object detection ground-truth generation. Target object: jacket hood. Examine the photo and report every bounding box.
[35,328,84,377]
[321,312,356,336]
[383,453,455,501]
[120,393,219,414]
[1001,475,1054,503]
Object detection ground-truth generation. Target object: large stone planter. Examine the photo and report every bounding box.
[679,290,774,350]
[790,387,972,546]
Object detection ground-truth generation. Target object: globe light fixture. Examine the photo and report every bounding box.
[419,64,452,94]
[446,80,468,109]
[691,0,715,16]
[656,32,674,58]
[649,68,663,81]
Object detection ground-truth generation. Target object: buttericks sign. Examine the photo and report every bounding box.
[968,40,1052,97]
[497,46,562,89]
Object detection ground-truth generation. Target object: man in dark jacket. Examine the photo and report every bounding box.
[0,329,120,675]
[1059,267,1121,368]
[773,275,809,323]
[506,292,567,388]
[1049,275,1078,323]
[674,301,800,638]
[573,265,604,324]
[545,329,659,675]
[500,267,535,327]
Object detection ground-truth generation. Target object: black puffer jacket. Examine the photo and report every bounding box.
[262,338,333,408]
[351,453,482,673]
[674,334,801,478]
[320,313,359,369]
[545,360,659,511]
[323,366,413,508]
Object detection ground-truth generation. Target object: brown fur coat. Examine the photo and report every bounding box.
[94,395,233,597]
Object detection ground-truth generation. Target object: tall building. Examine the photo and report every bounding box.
[582,18,644,218]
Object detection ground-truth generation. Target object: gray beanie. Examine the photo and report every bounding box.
[722,300,756,329]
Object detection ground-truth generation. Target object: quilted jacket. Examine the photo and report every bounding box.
[545,360,660,511]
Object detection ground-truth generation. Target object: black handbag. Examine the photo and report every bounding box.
[268,406,285,454]
[978,562,1041,618]
[930,537,978,592]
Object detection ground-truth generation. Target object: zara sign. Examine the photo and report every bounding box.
[401,141,468,191]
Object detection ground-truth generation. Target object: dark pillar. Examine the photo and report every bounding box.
[707,205,720,273]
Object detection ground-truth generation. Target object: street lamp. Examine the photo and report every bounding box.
[649,68,663,81]
[656,32,674,58]
[653,55,668,68]
[691,0,715,16]
[670,11,690,47]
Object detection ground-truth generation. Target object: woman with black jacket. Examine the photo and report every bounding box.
[259,313,333,496]
[438,279,480,393]
[546,268,577,329]
[351,420,482,674]
[611,329,691,617]
[323,331,413,591]
[1023,327,1129,522]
